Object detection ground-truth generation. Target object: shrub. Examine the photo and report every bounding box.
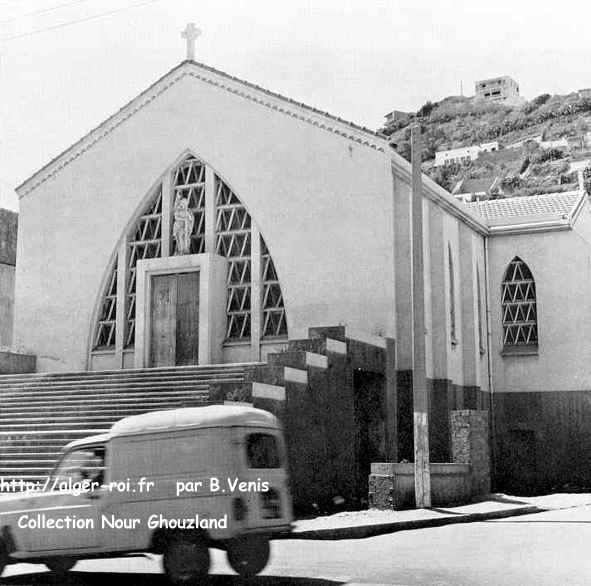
[417,100,435,118]
[533,148,565,163]
[533,93,551,107]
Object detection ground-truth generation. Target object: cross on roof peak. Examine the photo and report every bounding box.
[181,22,201,61]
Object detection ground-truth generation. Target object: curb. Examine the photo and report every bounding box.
[285,505,542,540]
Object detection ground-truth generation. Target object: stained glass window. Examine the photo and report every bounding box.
[262,237,287,337]
[92,156,288,356]
[215,175,252,339]
[125,187,162,347]
[172,156,206,255]
[502,257,538,347]
[449,244,457,344]
[93,260,117,349]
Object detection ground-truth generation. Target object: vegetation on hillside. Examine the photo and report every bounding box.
[381,92,591,196]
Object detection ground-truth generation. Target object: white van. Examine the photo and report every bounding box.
[0,404,293,583]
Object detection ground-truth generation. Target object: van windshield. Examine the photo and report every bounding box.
[246,433,281,468]
[52,446,105,486]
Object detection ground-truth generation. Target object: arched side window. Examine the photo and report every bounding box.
[92,154,288,351]
[448,244,457,345]
[476,265,485,354]
[501,257,538,348]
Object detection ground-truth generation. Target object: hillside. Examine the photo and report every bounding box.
[381,93,591,197]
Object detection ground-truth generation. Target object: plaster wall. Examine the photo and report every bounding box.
[488,216,591,392]
[14,72,395,371]
[0,263,15,348]
[394,181,487,392]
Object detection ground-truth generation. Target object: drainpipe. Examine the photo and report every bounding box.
[483,233,496,488]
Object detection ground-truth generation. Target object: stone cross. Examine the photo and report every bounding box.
[181,23,201,61]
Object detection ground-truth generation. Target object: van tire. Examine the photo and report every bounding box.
[45,556,77,575]
[227,536,270,577]
[0,538,7,577]
[163,535,210,584]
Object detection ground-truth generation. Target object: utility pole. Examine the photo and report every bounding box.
[410,124,431,508]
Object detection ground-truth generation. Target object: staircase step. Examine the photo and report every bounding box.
[0,373,247,392]
[0,362,261,383]
[0,364,253,488]
[0,387,212,402]
[0,398,207,410]
[0,378,240,394]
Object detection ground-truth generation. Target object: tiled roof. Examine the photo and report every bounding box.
[466,191,582,226]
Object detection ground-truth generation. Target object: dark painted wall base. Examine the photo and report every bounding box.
[396,372,591,493]
[493,390,591,493]
[396,370,490,463]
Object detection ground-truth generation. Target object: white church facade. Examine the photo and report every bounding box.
[10,54,591,498]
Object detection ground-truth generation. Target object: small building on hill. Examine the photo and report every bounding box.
[434,141,499,167]
[452,177,501,202]
[475,75,523,106]
[383,109,411,130]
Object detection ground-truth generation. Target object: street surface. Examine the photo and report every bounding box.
[2,505,591,585]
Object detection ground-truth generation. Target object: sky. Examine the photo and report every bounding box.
[2,0,591,211]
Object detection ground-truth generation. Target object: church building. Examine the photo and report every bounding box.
[7,36,591,503]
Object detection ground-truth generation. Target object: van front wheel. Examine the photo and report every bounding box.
[45,556,76,575]
[227,536,270,577]
[163,536,210,584]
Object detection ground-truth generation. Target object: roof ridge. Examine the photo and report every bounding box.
[17,60,388,197]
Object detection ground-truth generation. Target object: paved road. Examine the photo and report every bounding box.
[2,505,591,585]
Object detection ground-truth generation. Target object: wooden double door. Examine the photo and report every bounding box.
[149,272,199,367]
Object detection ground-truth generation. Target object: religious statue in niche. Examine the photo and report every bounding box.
[173,194,194,255]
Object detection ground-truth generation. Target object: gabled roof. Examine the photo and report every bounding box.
[466,190,586,233]
[17,60,389,197]
[453,177,497,195]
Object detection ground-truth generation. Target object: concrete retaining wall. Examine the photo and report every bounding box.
[369,462,472,509]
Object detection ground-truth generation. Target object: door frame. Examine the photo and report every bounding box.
[134,253,228,368]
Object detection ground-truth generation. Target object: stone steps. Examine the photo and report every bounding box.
[0,373,245,392]
[0,385,215,402]
[0,363,258,489]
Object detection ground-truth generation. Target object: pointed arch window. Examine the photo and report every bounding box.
[93,259,118,349]
[92,153,287,355]
[215,174,252,340]
[501,257,538,348]
[448,244,458,345]
[262,237,288,337]
[124,186,163,347]
[172,156,206,255]
[476,265,485,354]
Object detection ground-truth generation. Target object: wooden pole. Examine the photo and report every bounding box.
[410,124,432,508]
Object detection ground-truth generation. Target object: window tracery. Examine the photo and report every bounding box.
[502,257,538,347]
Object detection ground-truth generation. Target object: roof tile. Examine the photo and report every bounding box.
[466,191,581,223]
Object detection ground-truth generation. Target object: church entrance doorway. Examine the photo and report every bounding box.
[149,272,199,367]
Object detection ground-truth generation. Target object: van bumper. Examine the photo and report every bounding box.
[238,523,293,537]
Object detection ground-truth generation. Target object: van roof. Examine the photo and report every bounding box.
[62,406,279,451]
[111,405,280,437]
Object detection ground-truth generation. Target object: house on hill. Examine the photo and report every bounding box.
[475,75,524,106]
[452,177,501,202]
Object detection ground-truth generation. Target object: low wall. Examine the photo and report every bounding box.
[369,462,472,509]
[0,351,36,374]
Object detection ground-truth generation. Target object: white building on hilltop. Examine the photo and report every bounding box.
[434,141,499,166]
[475,76,524,106]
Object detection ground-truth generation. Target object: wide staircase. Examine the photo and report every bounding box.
[0,363,257,489]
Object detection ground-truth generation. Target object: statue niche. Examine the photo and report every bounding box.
[173,194,194,255]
